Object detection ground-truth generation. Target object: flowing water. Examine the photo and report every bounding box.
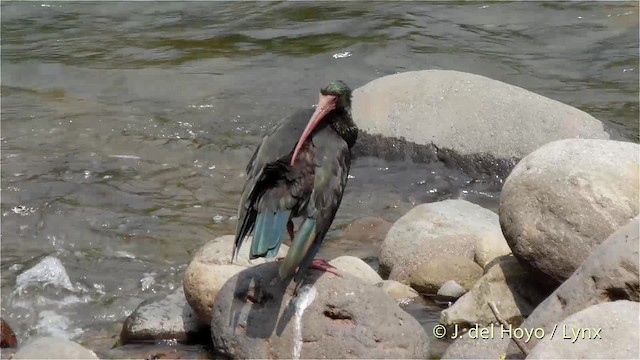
[1,1,638,357]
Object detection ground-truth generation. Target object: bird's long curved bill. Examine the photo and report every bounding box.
[290,94,336,166]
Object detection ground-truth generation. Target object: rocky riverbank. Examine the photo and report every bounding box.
[3,70,638,359]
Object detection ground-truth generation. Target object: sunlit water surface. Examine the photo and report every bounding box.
[1,1,638,356]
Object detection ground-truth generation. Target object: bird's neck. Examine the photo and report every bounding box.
[330,110,358,149]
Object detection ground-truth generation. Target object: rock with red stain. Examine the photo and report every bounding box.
[0,318,17,348]
[211,261,429,359]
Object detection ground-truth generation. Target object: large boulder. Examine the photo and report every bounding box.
[183,235,289,325]
[120,287,209,344]
[352,70,611,175]
[13,337,98,359]
[527,301,639,359]
[506,217,639,357]
[500,139,639,287]
[409,255,483,294]
[380,199,506,283]
[440,256,547,328]
[211,262,429,359]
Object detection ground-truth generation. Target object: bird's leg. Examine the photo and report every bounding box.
[287,219,295,241]
[309,259,341,277]
[272,221,295,263]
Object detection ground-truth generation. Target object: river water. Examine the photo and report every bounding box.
[1,1,638,356]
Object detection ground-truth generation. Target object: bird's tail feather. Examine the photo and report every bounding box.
[250,210,291,259]
[278,218,316,280]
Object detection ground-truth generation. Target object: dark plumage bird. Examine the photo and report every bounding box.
[233,80,358,282]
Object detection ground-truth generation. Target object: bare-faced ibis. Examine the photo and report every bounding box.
[233,80,358,282]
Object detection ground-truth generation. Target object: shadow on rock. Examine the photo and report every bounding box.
[215,261,429,359]
[226,261,321,340]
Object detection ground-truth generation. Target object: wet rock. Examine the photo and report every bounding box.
[440,256,547,328]
[13,336,99,359]
[506,217,639,357]
[410,255,483,294]
[527,301,639,359]
[322,216,394,260]
[376,280,420,301]
[183,235,289,325]
[351,70,611,176]
[77,321,123,358]
[500,139,639,287]
[342,216,392,243]
[437,280,466,299]
[120,287,209,345]
[211,262,429,359]
[328,256,383,285]
[104,343,219,359]
[380,199,504,283]
[1,318,17,348]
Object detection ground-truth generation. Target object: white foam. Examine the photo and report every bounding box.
[140,272,156,291]
[15,256,75,293]
[35,310,82,339]
[292,285,317,360]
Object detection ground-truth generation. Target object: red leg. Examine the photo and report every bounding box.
[287,219,295,241]
[309,259,341,277]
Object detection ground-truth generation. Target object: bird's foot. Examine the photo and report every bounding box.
[309,259,341,277]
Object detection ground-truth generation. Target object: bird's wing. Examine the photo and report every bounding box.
[233,109,313,259]
[278,128,352,281]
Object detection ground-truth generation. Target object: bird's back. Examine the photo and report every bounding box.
[234,108,314,259]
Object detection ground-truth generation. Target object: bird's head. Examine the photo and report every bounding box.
[290,80,352,166]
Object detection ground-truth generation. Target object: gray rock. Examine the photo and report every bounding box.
[328,256,383,285]
[380,199,504,283]
[410,255,483,294]
[506,217,640,357]
[440,256,547,328]
[352,70,610,175]
[376,280,420,301]
[441,333,511,359]
[13,336,98,359]
[527,301,639,359]
[120,287,208,344]
[183,235,289,325]
[437,280,467,299]
[211,262,429,359]
[500,138,639,287]
[475,233,512,270]
[104,343,217,360]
